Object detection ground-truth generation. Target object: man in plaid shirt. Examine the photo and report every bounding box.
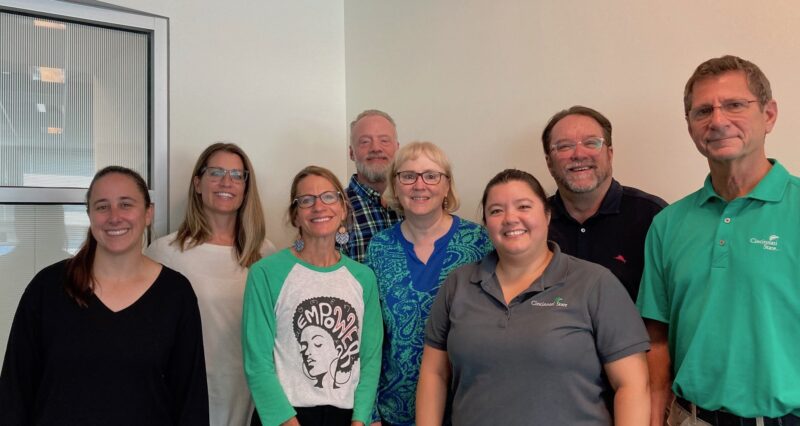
[345,109,403,262]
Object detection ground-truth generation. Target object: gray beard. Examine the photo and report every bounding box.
[356,162,388,184]
[553,169,610,194]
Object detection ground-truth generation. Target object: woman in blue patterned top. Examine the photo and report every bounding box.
[365,142,493,426]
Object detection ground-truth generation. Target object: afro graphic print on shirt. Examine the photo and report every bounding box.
[293,297,360,389]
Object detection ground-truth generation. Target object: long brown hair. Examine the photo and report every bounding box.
[65,166,152,307]
[173,142,266,268]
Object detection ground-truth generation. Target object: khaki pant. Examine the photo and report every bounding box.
[666,399,712,426]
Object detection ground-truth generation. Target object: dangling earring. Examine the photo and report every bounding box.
[294,238,305,252]
[335,225,350,245]
[443,197,449,209]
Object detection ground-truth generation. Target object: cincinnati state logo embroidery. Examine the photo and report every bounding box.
[749,234,780,251]
[531,296,568,308]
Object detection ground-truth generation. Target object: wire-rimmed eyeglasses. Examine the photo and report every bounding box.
[687,99,759,123]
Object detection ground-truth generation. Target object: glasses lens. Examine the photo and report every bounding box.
[296,195,315,208]
[421,172,441,184]
[229,170,245,181]
[206,167,226,178]
[398,172,417,184]
[320,191,339,205]
[553,142,576,153]
[690,106,712,121]
[723,100,751,114]
[583,138,604,150]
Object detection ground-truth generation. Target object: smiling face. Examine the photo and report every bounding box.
[88,172,153,257]
[299,325,339,378]
[484,180,550,259]
[293,174,346,240]
[394,154,450,219]
[193,151,246,219]
[349,114,399,184]
[687,71,777,165]
[545,114,613,195]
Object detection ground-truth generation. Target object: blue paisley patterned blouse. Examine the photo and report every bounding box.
[365,215,492,425]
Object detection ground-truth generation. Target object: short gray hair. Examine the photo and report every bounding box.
[349,109,397,145]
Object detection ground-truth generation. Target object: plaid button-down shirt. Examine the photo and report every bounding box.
[345,174,403,263]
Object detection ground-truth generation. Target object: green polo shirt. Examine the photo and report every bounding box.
[637,159,800,418]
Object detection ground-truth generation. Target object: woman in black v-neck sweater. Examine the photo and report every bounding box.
[0,166,209,425]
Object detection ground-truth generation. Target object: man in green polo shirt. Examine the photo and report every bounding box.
[637,55,800,425]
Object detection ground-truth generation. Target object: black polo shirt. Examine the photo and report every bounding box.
[548,179,667,301]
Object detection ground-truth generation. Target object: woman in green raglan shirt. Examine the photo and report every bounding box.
[242,166,382,426]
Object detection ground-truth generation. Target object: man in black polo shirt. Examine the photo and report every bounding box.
[541,105,666,301]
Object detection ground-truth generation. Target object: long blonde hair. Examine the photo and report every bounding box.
[174,142,266,267]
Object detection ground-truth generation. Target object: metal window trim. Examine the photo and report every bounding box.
[0,0,169,236]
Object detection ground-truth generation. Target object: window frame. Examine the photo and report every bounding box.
[0,0,169,236]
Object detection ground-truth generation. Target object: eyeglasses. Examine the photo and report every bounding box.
[396,171,448,185]
[549,137,606,156]
[293,191,342,209]
[201,166,249,182]
[687,99,759,123]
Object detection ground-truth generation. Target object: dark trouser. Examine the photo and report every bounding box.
[674,397,800,426]
[251,405,353,426]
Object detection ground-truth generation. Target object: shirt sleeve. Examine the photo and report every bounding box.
[242,262,296,425]
[636,216,670,323]
[352,267,383,424]
[167,277,210,425]
[144,236,173,266]
[0,271,46,425]
[590,269,650,364]
[424,273,456,351]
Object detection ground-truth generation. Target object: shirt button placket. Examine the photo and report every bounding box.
[498,308,509,328]
[712,209,733,268]
[720,216,732,246]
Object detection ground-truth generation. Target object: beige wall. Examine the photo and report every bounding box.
[106,0,347,247]
[104,0,800,241]
[345,0,800,223]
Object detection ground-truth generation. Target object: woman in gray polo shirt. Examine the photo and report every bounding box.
[416,169,650,425]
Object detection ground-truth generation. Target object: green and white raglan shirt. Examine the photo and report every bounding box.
[242,248,383,425]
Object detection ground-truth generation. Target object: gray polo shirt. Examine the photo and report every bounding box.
[425,244,649,425]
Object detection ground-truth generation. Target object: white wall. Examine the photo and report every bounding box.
[105,0,347,247]
[344,0,800,222]
[92,0,800,239]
